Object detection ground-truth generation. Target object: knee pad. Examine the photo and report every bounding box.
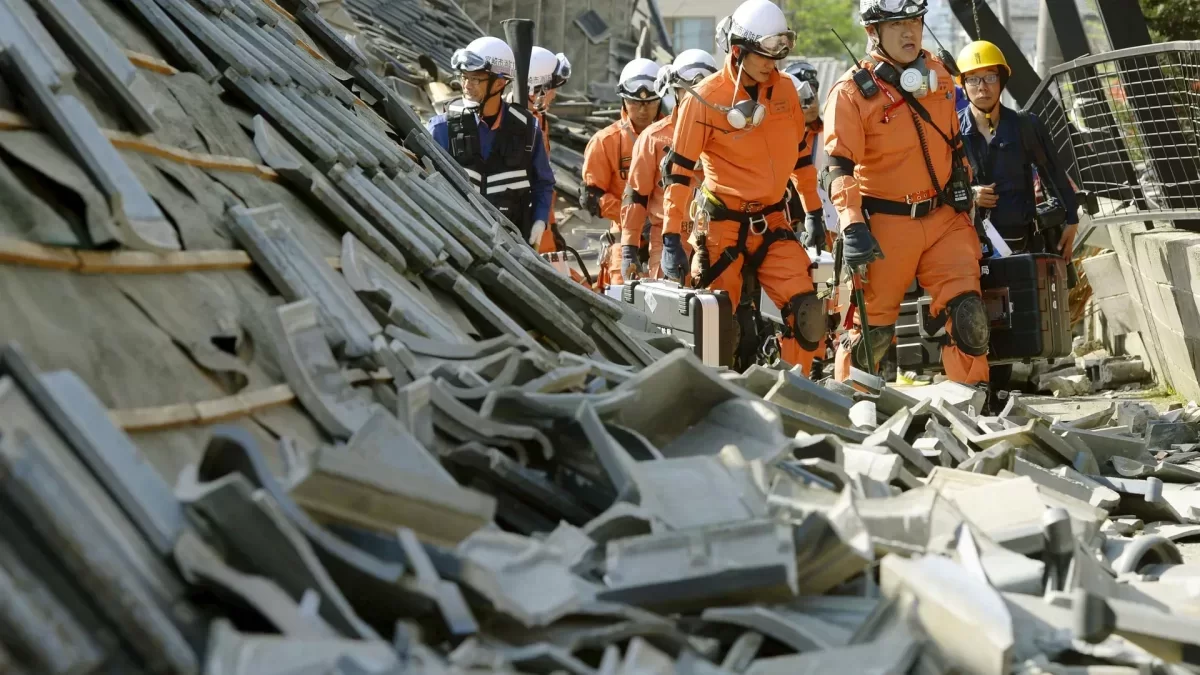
[846,324,895,371]
[947,292,990,356]
[783,291,825,351]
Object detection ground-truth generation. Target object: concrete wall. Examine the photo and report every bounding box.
[1105,222,1200,401]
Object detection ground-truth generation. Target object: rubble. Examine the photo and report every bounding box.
[1,1,1200,674]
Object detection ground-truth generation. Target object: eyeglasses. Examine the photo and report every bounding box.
[964,73,1000,87]
[458,72,490,85]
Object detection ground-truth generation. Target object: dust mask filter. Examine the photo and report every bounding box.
[899,54,938,99]
[727,98,765,129]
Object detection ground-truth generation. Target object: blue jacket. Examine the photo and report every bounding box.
[427,103,555,224]
[959,104,1079,241]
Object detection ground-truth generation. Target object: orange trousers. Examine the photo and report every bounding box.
[834,206,989,384]
[703,211,818,375]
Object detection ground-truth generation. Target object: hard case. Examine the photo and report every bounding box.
[909,253,1072,366]
[977,253,1072,362]
[605,280,736,367]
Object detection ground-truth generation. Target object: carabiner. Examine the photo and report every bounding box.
[749,215,768,236]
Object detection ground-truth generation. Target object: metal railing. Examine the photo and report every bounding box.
[1024,42,1200,227]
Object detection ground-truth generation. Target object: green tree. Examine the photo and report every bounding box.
[1139,0,1200,42]
[784,0,864,60]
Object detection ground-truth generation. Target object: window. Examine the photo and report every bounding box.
[669,17,716,53]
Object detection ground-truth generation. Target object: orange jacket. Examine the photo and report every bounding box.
[582,109,639,223]
[619,114,675,246]
[823,50,963,229]
[791,122,822,212]
[663,60,808,236]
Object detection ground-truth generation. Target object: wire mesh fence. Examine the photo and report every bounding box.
[1024,42,1200,228]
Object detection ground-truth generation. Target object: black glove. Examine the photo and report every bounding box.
[800,209,826,252]
[621,245,640,278]
[841,222,884,270]
[580,186,603,218]
[660,233,688,282]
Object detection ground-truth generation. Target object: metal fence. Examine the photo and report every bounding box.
[1024,42,1200,228]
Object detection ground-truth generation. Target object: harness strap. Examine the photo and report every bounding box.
[694,196,793,289]
[664,149,697,171]
[661,173,691,187]
[622,187,649,207]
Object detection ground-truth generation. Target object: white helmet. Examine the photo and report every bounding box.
[717,0,795,59]
[672,49,718,85]
[860,0,928,26]
[529,46,557,89]
[617,58,662,101]
[784,72,816,104]
[451,36,516,80]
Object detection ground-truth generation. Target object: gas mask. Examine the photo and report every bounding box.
[898,52,938,99]
[675,80,765,130]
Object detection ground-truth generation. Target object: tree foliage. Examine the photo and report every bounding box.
[784,0,865,60]
[1139,0,1200,42]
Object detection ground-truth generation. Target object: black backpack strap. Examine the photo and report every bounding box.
[1016,110,1065,204]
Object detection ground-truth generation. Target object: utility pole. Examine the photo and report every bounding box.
[1034,0,1062,77]
[996,0,1011,34]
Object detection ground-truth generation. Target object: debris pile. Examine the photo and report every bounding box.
[2,1,1200,674]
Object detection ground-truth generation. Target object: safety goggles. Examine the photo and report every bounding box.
[618,75,658,100]
[676,61,717,84]
[552,54,572,87]
[451,49,487,73]
[750,31,796,59]
[874,0,927,13]
[963,72,1000,87]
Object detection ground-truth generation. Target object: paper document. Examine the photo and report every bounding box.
[982,218,1012,257]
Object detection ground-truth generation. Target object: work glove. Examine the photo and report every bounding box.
[579,186,602,218]
[660,233,688,282]
[621,245,640,279]
[841,222,884,271]
[800,209,826,253]
[527,220,546,248]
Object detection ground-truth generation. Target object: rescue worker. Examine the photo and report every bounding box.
[823,0,990,385]
[582,58,663,288]
[619,49,719,279]
[956,40,1079,257]
[427,36,555,248]
[783,63,829,252]
[528,47,573,254]
[661,0,823,374]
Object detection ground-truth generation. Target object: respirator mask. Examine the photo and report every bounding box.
[873,52,937,99]
[675,80,765,130]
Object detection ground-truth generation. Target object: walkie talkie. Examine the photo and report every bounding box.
[926,28,960,78]
[832,29,878,99]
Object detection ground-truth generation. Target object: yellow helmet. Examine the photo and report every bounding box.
[956,40,1010,82]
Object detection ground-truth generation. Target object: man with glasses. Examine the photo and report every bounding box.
[582,58,663,288]
[660,0,824,374]
[619,49,718,279]
[957,40,1079,259]
[822,0,990,387]
[957,40,1080,401]
[427,36,555,248]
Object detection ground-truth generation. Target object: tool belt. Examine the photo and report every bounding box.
[693,189,792,289]
[862,194,942,219]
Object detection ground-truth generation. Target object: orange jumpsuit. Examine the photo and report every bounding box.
[585,107,664,289]
[621,114,691,279]
[663,61,819,374]
[824,51,987,384]
[791,123,822,215]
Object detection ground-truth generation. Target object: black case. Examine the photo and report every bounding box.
[977,253,1072,362]
[901,254,1071,369]
[606,280,736,367]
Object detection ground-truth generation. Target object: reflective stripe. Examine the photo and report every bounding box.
[486,180,531,194]
[464,168,483,180]
[490,169,527,181]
